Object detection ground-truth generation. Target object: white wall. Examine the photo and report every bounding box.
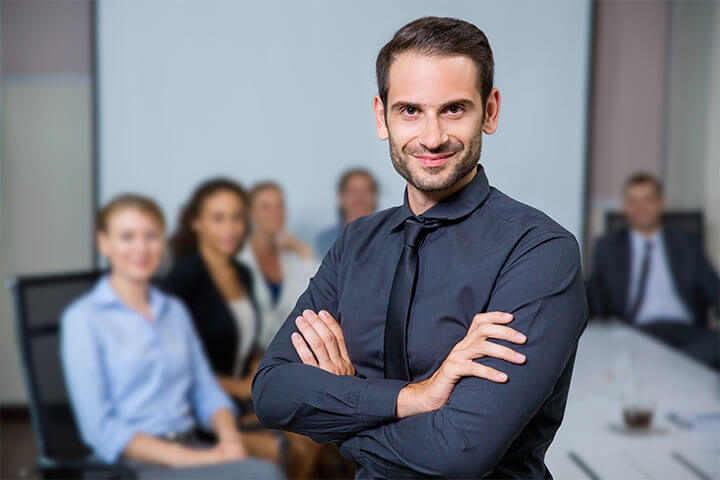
[98,0,592,247]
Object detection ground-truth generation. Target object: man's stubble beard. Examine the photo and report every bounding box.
[388,129,483,193]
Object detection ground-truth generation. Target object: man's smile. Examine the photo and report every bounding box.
[409,151,457,168]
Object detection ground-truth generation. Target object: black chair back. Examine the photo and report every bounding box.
[605,211,704,244]
[11,271,102,464]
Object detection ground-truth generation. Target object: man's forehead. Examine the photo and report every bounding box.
[386,52,481,105]
[625,185,661,198]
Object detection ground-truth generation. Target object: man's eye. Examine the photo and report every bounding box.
[403,106,418,116]
[446,105,464,115]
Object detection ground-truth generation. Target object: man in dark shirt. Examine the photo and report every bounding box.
[253,17,588,478]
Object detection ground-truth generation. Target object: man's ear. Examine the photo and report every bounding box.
[373,95,389,141]
[482,88,501,135]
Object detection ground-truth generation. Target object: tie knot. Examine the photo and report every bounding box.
[403,216,442,248]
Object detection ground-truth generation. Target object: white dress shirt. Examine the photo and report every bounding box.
[628,228,692,325]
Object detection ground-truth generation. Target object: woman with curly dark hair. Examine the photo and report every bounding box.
[165,178,320,478]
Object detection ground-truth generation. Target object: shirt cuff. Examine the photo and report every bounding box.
[100,426,137,463]
[198,392,236,430]
[338,434,359,462]
[358,377,409,420]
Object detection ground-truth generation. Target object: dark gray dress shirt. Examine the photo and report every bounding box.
[252,163,588,479]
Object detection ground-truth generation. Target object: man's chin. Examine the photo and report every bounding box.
[408,168,457,192]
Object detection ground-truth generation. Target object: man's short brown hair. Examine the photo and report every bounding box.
[624,172,664,196]
[376,16,494,109]
[338,168,378,194]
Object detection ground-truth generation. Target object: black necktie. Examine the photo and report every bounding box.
[627,239,653,323]
[384,216,442,380]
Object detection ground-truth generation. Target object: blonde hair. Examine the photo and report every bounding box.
[96,194,165,233]
[249,181,284,206]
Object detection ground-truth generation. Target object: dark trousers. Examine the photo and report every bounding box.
[635,319,719,369]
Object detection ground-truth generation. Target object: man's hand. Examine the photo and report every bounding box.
[291,309,356,376]
[396,311,526,419]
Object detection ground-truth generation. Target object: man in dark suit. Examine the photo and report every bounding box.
[587,173,719,367]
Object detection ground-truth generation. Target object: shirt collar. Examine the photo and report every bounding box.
[387,163,491,233]
[630,228,662,247]
[91,273,169,319]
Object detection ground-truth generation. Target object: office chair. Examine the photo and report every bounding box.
[10,270,136,479]
[605,211,704,245]
[11,270,291,477]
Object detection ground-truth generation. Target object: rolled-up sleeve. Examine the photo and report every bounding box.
[338,232,589,477]
[60,309,137,463]
[252,225,410,444]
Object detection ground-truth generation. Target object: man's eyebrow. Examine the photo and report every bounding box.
[390,101,420,112]
[389,98,476,111]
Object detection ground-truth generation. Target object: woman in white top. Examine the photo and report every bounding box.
[239,182,320,348]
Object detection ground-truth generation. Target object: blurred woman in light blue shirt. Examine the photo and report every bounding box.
[60,194,281,479]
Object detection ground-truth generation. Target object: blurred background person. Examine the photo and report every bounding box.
[164,178,322,478]
[315,168,379,257]
[239,182,319,349]
[60,194,281,479]
[587,173,720,367]
[164,179,268,448]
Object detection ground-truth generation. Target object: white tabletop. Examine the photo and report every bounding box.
[545,322,720,479]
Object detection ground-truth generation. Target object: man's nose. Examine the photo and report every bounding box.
[419,116,449,151]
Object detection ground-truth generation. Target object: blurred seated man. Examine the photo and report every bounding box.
[587,173,719,367]
[315,168,378,257]
[60,194,282,479]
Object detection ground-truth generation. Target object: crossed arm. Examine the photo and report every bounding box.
[252,231,588,477]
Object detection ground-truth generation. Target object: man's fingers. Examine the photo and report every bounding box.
[291,331,318,367]
[469,323,527,344]
[302,309,342,363]
[469,311,513,332]
[472,311,514,324]
[472,340,526,364]
[318,310,351,360]
[465,361,508,383]
[295,314,331,364]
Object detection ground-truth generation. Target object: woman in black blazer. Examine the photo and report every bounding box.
[165,178,363,478]
[164,250,262,384]
[164,178,294,468]
[165,179,262,399]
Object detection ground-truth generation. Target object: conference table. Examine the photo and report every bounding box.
[545,322,720,479]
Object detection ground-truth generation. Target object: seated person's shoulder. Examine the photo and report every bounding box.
[161,290,194,321]
[167,252,203,277]
[161,253,203,295]
[61,289,100,331]
[664,227,703,247]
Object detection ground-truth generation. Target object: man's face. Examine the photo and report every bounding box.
[373,52,499,193]
[340,174,377,223]
[623,183,664,232]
